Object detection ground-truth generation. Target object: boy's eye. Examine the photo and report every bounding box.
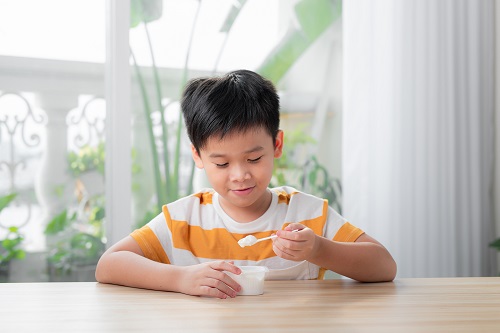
[215,162,229,168]
[248,156,263,163]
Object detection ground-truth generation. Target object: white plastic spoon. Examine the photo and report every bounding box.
[238,229,299,248]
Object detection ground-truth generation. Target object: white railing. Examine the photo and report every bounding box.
[1,56,104,248]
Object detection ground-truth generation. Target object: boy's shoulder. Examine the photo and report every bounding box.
[271,186,326,205]
[271,186,329,223]
[168,188,216,207]
[163,188,217,221]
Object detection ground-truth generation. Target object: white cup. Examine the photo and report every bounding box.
[227,266,269,295]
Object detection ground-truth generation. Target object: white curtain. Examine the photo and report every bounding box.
[343,0,496,277]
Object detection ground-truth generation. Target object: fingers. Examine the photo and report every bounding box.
[203,261,241,299]
[273,226,315,261]
[278,224,305,240]
[273,240,302,260]
[284,223,306,232]
[209,261,242,294]
[210,260,241,275]
[200,286,228,299]
[202,276,239,299]
[276,229,302,242]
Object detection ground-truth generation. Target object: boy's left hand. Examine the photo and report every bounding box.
[272,223,319,261]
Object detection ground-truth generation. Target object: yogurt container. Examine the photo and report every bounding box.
[227,266,269,295]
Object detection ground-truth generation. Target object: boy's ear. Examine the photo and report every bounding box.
[274,130,284,158]
[191,145,204,169]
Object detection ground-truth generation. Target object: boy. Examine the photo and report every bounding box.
[95,70,397,299]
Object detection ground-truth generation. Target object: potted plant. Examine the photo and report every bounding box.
[490,239,500,276]
[67,142,105,197]
[271,127,342,213]
[0,193,26,283]
[44,144,106,281]
[45,198,105,282]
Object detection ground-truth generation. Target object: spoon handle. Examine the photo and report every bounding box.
[254,235,277,243]
[254,229,299,244]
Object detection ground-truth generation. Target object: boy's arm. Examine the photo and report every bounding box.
[95,236,241,298]
[273,226,397,282]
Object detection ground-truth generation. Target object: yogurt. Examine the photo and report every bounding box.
[238,235,258,247]
[226,266,269,295]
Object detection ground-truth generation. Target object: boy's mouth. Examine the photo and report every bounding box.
[232,186,254,196]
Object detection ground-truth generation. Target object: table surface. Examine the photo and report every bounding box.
[1,277,499,332]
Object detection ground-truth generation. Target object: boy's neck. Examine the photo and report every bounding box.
[218,189,273,223]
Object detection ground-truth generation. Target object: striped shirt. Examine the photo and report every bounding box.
[131,186,364,280]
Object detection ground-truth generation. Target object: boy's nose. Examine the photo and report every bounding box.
[230,164,250,182]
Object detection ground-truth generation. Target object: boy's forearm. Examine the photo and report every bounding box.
[309,237,397,282]
[95,251,183,292]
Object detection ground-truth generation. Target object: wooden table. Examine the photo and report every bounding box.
[1,277,499,332]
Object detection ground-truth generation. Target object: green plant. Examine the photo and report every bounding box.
[491,239,500,251]
[130,0,250,213]
[67,142,105,177]
[490,239,500,275]
[44,140,108,280]
[130,0,342,225]
[0,227,26,265]
[0,193,26,270]
[257,0,342,84]
[271,127,342,212]
[44,196,105,279]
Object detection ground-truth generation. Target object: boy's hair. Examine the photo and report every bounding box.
[181,69,280,152]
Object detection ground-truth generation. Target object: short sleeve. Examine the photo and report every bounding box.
[131,225,170,264]
[324,206,364,242]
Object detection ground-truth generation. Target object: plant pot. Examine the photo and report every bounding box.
[47,260,97,282]
[0,261,10,283]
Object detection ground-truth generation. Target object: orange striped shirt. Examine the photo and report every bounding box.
[131,186,363,280]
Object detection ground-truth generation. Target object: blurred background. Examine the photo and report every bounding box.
[0,0,498,282]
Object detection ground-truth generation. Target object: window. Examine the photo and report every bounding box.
[0,0,343,282]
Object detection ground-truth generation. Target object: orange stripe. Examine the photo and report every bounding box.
[130,226,170,264]
[163,205,277,260]
[317,267,327,280]
[276,190,291,204]
[165,219,278,261]
[275,189,300,204]
[333,222,365,242]
[192,191,213,205]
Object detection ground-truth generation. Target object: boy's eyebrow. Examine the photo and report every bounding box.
[208,146,264,158]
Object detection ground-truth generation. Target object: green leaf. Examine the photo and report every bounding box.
[256,0,342,84]
[219,0,247,32]
[295,0,338,41]
[48,249,70,264]
[256,28,310,85]
[44,210,70,235]
[0,193,17,212]
[490,238,500,250]
[15,250,26,260]
[68,143,105,177]
[91,206,105,221]
[70,233,104,261]
[130,0,163,29]
[0,226,25,263]
[8,226,19,233]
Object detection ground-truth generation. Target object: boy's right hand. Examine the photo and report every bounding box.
[176,261,241,299]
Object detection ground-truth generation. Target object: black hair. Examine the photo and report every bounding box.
[181,69,280,152]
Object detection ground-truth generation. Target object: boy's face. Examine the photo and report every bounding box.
[191,127,283,222]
